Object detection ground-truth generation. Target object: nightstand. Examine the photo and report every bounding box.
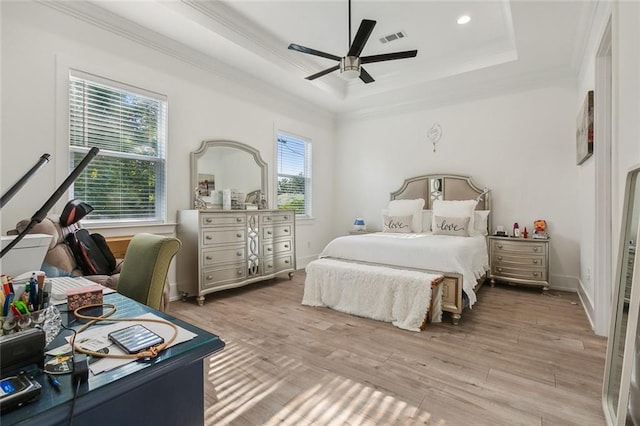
[348,230,376,235]
[488,236,550,292]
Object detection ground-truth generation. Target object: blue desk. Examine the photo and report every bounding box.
[1,293,225,425]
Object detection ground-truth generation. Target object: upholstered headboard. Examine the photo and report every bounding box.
[390,174,491,232]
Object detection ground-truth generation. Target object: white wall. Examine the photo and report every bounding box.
[335,85,581,290]
[0,2,336,296]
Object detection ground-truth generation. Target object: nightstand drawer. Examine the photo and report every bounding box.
[261,213,293,224]
[262,224,292,240]
[492,253,546,268]
[491,240,546,255]
[491,265,547,282]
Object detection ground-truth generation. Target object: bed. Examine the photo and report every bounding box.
[304,174,491,326]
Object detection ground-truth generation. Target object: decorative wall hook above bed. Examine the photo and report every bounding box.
[427,123,442,152]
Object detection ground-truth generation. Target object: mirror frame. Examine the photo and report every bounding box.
[191,139,268,209]
[603,163,640,425]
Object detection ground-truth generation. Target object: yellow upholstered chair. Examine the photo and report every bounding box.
[117,233,181,312]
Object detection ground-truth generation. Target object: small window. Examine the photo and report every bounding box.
[68,71,167,223]
[276,133,312,217]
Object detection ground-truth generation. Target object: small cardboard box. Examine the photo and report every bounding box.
[66,285,103,311]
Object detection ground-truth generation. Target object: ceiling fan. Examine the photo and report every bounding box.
[287,0,418,84]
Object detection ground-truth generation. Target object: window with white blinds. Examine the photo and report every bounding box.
[68,71,167,223]
[276,133,312,217]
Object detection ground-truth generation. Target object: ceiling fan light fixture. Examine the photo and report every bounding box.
[340,56,361,80]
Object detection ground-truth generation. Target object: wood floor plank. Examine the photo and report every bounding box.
[167,273,607,425]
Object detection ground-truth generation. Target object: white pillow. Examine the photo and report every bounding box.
[472,210,490,236]
[383,215,413,233]
[388,199,425,233]
[432,199,478,233]
[422,210,433,232]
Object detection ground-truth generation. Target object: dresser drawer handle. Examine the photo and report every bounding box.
[236,217,242,222]
[267,264,273,268]
[205,218,213,223]
[497,267,503,272]
[497,256,502,261]
[497,244,503,249]
[533,247,539,252]
[206,255,213,260]
[237,252,243,256]
[237,270,243,275]
[207,275,213,280]
[532,272,540,277]
[532,259,539,264]
[284,215,289,220]
[284,260,290,264]
[205,235,213,240]
[267,248,272,252]
[284,229,289,233]
[267,217,272,221]
[267,231,273,236]
[236,233,242,238]
[284,244,289,249]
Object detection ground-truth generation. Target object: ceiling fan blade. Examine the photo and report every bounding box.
[359,67,375,84]
[361,50,418,64]
[306,64,340,80]
[288,44,341,62]
[347,19,376,57]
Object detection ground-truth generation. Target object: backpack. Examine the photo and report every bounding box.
[65,228,117,275]
[59,199,116,275]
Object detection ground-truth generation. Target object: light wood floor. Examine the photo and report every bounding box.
[166,272,607,426]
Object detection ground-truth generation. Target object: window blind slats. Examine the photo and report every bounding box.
[69,75,167,222]
[276,134,311,216]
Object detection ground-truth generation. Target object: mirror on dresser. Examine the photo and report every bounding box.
[191,140,268,210]
[603,165,640,425]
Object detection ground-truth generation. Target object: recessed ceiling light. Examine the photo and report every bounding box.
[457,15,471,25]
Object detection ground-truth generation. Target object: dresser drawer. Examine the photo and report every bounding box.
[491,265,547,282]
[262,224,292,240]
[202,229,246,246]
[262,255,294,275]
[201,213,246,227]
[202,264,247,289]
[491,239,546,255]
[202,245,245,266]
[260,212,293,224]
[262,239,293,257]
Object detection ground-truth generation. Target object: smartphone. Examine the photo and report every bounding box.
[0,374,42,412]
[108,324,164,354]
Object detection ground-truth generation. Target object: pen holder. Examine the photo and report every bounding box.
[0,305,62,345]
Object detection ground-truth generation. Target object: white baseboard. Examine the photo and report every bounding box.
[577,279,596,331]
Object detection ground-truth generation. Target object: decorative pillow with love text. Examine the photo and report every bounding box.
[383,215,413,233]
[432,215,471,237]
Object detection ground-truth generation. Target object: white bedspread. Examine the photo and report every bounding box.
[303,258,443,331]
[318,232,488,307]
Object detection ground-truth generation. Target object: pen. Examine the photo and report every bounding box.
[37,274,45,310]
[47,374,62,391]
[2,293,12,316]
[10,303,23,320]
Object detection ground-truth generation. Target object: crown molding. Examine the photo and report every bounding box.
[36,0,336,120]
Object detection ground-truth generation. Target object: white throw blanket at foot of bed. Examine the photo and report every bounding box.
[303,259,443,331]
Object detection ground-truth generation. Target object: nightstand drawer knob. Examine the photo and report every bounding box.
[532,272,539,277]
[236,217,242,222]
[533,247,539,252]
[532,259,539,264]
[497,244,503,249]
[497,256,503,261]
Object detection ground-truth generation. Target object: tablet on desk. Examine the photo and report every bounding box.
[108,325,164,354]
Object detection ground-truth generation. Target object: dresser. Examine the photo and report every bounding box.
[487,236,550,292]
[177,209,296,305]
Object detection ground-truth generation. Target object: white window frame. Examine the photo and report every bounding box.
[68,70,168,225]
[276,132,312,218]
